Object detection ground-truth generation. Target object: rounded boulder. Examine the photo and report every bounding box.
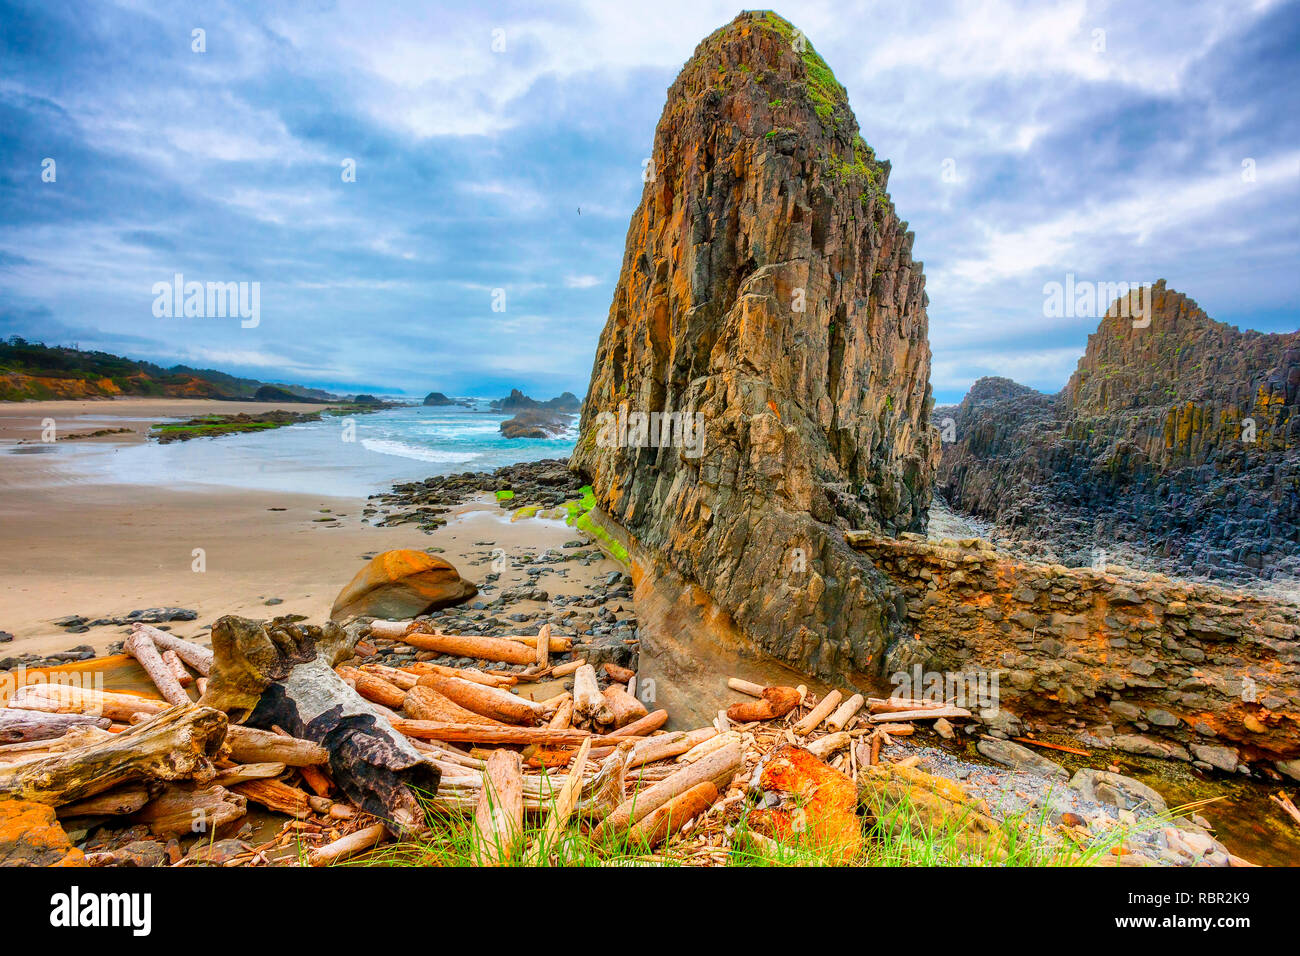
[331,550,477,622]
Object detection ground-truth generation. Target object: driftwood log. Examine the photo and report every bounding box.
[132,622,213,676]
[58,785,157,818]
[198,615,439,836]
[592,740,743,842]
[6,684,167,721]
[0,704,226,806]
[473,749,524,866]
[125,629,192,705]
[136,783,248,839]
[0,709,111,744]
[415,673,548,726]
[224,724,329,766]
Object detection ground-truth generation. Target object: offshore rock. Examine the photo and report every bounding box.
[572,12,939,681]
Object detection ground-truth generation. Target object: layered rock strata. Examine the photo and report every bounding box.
[936,282,1299,582]
[572,12,939,679]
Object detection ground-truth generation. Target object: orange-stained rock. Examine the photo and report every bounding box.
[748,744,860,863]
[330,550,477,622]
[0,799,85,867]
[571,12,938,683]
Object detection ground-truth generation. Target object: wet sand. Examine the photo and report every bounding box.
[0,396,336,444]
[0,398,616,660]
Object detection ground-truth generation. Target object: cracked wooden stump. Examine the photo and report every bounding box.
[198,615,440,836]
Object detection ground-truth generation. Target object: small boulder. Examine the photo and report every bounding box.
[331,550,477,622]
[976,737,1068,778]
[1068,768,1167,813]
[1190,744,1238,773]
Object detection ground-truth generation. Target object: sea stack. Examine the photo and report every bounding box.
[572,12,939,679]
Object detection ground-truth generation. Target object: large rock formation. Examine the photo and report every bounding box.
[853,533,1300,765]
[572,12,938,680]
[937,282,1300,582]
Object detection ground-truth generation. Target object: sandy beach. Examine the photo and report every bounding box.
[0,398,615,662]
[0,396,336,444]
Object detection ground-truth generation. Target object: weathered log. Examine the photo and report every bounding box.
[401,661,516,687]
[391,719,635,746]
[125,629,192,706]
[603,662,636,684]
[625,781,717,849]
[402,686,501,728]
[794,689,843,735]
[727,677,765,698]
[629,728,716,769]
[198,615,439,837]
[678,730,739,764]
[807,731,852,759]
[224,724,329,766]
[132,622,213,676]
[57,785,156,818]
[336,665,407,709]
[415,673,547,726]
[593,740,743,842]
[572,664,612,725]
[0,724,116,765]
[601,684,648,729]
[826,694,865,732]
[308,823,387,866]
[211,762,286,786]
[231,777,315,818]
[0,704,226,806]
[867,696,948,715]
[547,695,574,730]
[867,706,971,723]
[616,708,669,737]
[400,631,535,665]
[7,684,166,721]
[528,737,591,863]
[473,750,524,866]
[161,649,194,687]
[534,623,551,668]
[550,659,585,678]
[359,664,419,690]
[136,783,247,839]
[0,709,111,744]
[364,620,411,640]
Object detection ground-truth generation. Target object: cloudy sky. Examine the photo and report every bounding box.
[1,0,1296,402]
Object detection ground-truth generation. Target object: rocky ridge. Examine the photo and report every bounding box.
[936,282,1300,582]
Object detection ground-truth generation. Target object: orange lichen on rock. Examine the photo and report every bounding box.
[0,799,85,867]
[748,745,861,863]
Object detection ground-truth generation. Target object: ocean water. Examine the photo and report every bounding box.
[12,403,576,498]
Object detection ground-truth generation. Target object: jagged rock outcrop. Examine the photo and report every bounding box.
[937,282,1300,581]
[572,12,939,680]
